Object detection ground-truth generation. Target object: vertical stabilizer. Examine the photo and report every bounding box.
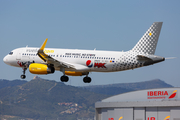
[131,22,163,55]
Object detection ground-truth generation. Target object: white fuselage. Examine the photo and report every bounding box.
[3,47,144,73]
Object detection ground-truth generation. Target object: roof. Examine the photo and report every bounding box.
[101,88,180,102]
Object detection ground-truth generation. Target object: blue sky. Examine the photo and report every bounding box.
[1,1,180,86]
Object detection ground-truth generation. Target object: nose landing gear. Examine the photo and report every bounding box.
[21,74,26,79]
[21,68,27,79]
[19,61,31,79]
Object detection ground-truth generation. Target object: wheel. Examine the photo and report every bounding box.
[83,77,91,83]
[21,75,26,79]
[60,75,69,82]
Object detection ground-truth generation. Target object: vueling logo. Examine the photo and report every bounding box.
[44,49,54,53]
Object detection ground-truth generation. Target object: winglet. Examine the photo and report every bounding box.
[37,38,49,62]
[40,38,48,51]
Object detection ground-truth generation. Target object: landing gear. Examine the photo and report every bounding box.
[21,74,26,79]
[21,68,27,79]
[83,76,91,83]
[59,68,91,83]
[60,75,69,82]
[60,67,69,82]
[83,72,91,83]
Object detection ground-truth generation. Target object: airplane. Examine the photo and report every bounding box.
[3,22,165,83]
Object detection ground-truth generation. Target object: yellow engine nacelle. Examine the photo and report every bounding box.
[65,71,86,76]
[29,63,55,74]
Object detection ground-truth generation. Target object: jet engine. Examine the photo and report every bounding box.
[65,71,87,76]
[29,63,55,74]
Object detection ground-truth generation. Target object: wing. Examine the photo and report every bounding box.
[37,38,88,71]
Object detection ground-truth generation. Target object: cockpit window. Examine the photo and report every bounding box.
[9,52,13,55]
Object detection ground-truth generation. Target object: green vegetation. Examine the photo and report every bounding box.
[0,78,108,119]
[0,78,173,119]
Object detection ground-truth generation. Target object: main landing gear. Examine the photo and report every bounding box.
[60,74,92,83]
[83,76,91,83]
[60,75,69,82]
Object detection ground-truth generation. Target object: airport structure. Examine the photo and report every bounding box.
[95,88,180,120]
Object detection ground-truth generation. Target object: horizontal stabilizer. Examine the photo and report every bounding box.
[136,55,152,61]
[136,55,165,66]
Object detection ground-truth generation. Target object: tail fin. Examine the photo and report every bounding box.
[131,22,163,55]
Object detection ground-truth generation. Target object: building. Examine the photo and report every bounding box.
[95,88,180,120]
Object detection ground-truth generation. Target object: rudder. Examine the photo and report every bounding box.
[131,22,163,55]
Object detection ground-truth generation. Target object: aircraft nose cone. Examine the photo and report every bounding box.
[3,55,8,64]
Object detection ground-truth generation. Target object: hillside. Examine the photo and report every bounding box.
[0,77,108,120]
[0,78,174,120]
[83,79,173,95]
[0,79,27,89]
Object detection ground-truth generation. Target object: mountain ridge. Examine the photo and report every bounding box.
[0,77,174,119]
[0,77,108,120]
[81,79,173,95]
